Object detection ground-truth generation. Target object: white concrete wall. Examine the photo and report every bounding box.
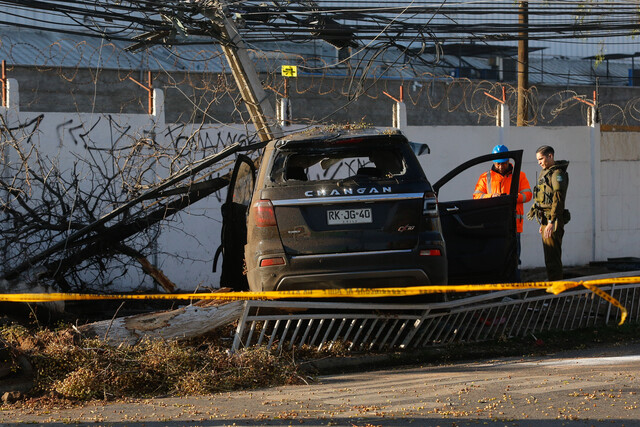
[599,131,640,259]
[403,124,629,269]
[1,82,235,291]
[3,79,639,291]
[0,105,247,290]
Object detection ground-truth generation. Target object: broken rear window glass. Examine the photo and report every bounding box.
[269,146,415,184]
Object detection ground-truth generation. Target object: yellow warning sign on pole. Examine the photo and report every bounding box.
[281,65,298,77]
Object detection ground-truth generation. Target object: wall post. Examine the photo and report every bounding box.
[4,78,19,110]
[152,88,165,124]
[384,86,406,130]
[589,107,601,261]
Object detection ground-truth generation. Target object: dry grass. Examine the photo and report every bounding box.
[4,314,637,406]
[1,322,307,402]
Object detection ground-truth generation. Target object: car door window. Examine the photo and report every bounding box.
[230,158,255,206]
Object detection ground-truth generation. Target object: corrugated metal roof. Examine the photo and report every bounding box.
[3,2,639,66]
[0,27,634,87]
[0,27,225,72]
[530,57,631,86]
[310,0,640,59]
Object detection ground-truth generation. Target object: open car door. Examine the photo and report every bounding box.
[213,154,256,291]
[432,150,523,285]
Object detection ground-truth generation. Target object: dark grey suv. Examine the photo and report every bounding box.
[242,128,446,292]
[218,127,522,292]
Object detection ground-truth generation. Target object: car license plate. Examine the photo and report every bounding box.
[327,208,372,225]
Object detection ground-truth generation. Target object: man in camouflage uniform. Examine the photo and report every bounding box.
[527,145,570,280]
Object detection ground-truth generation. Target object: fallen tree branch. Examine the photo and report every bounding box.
[22,177,227,287]
[135,257,177,293]
[77,300,245,345]
[113,244,177,293]
[2,143,242,281]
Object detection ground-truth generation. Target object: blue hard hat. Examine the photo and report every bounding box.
[492,144,509,163]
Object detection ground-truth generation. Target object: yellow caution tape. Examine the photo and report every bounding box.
[581,282,627,326]
[0,283,551,302]
[547,276,640,295]
[1,276,636,324]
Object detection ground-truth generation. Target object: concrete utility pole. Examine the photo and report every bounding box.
[207,2,283,142]
[517,0,529,126]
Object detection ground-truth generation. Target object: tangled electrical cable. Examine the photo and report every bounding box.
[2,1,640,47]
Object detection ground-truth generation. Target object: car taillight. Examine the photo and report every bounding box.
[423,191,438,216]
[260,257,285,267]
[419,249,442,256]
[255,199,277,227]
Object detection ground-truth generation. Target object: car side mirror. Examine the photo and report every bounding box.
[409,142,430,156]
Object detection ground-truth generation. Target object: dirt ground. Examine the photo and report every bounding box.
[2,342,639,426]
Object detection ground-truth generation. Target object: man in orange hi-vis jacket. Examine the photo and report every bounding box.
[473,144,532,280]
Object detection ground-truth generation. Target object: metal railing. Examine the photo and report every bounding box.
[231,281,640,354]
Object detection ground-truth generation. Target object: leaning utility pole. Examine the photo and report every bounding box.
[206,2,283,142]
[517,0,529,126]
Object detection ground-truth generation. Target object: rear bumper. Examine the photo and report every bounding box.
[247,248,448,292]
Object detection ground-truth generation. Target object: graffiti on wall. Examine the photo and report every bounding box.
[1,110,257,290]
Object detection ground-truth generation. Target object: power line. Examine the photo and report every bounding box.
[1,0,640,46]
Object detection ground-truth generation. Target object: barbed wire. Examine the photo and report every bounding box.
[3,38,638,128]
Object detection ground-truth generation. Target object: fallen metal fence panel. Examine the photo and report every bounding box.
[231,282,640,354]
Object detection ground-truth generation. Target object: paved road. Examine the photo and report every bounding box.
[1,344,639,426]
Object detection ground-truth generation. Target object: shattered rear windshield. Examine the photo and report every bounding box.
[269,143,422,184]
